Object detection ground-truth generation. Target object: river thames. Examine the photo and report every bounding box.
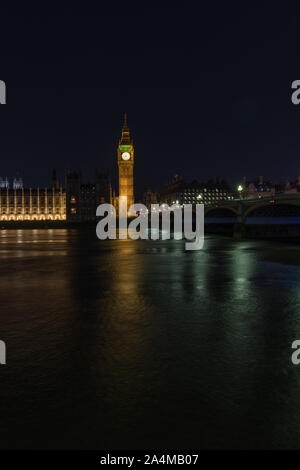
[0,229,300,449]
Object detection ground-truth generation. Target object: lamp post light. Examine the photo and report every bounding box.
[238,185,243,199]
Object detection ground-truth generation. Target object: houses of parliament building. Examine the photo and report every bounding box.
[0,168,112,223]
[0,114,133,223]
[0,170,66,221]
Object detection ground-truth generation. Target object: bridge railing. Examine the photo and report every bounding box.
[205,193,300,208]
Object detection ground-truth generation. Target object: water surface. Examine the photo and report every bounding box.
[0,229,300,449]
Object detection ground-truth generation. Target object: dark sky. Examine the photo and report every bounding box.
[1,4,300,197]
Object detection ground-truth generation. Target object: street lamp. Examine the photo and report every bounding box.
[238,185,243,199]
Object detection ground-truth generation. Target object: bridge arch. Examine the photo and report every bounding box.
[205,207,238,218]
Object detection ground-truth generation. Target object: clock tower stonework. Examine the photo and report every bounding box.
[118,113,134,210]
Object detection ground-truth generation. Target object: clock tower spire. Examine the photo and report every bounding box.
[123,112,128,130]
[118,113,134,210]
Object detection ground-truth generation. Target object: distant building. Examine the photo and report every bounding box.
[143,189,159,210]
[66,170,110,222]
[0,177,9,189]
[13,176,23,190]
[161,175,233,206]
[243,176,300,199]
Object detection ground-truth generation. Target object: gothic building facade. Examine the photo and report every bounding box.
[0,115,132,223]
[112,113,135,213]
[0,171,66,221]
[66,169,110,222]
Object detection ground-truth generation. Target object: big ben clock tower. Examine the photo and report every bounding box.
[118,113,134,209]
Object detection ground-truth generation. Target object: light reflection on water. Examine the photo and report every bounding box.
[0,229,300,449]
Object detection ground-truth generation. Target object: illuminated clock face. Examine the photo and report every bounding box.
[121,152,131,161]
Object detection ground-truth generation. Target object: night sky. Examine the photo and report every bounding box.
[1,4,300,198]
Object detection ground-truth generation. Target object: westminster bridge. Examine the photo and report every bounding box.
[204,193,300,239]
